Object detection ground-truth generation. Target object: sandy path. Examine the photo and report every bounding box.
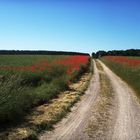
[39,60,100,140]
[99,60,140,140]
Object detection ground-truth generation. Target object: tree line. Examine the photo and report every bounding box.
[0,50,89,56]
[92,49,140,58]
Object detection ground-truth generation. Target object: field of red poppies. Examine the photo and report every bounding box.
[101,56,140,96]
[0,55,90,125]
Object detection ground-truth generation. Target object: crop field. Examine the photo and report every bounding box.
[0,55,90,125]
[101,56,140,96]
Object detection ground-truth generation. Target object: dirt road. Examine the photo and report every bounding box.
[99,60,140,140]
[40,60,140,140]
[39,60,100,140]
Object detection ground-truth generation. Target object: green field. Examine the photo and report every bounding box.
[0,55,64,66]
[101,56,140,97]
[0,55,90,126]
[128,56,140,60]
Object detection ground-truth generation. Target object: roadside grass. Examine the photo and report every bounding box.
[0,60,93,140]
[0,65,69,126]
[0,55,90,126]
[101,58,140,97]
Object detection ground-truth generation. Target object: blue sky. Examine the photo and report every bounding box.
[0,0,140,53]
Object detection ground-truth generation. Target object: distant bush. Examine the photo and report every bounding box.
[92,49,140,58]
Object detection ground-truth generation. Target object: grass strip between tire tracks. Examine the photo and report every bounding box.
[86,60,114,139]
